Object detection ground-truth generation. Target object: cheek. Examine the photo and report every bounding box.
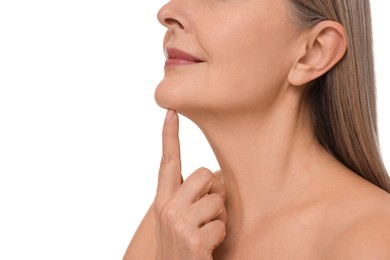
[202,46,290,111]
[202,68,281,113]
[201,18,295,109]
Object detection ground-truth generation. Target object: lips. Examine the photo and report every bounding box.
[164,48,204,66]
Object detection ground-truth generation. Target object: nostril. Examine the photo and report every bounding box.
[164,18,184,29]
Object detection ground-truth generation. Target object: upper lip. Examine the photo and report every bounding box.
[164,48,204,62]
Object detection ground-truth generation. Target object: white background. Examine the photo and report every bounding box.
[0,1,389,259]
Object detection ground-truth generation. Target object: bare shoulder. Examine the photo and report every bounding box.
[123,204,157,260]
[323,190,390,259]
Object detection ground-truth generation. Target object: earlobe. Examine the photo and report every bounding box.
[288,21,348,86]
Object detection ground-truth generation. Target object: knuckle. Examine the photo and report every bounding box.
[173,218,187,234]
[186,234,202,251]
[217,189,227,202]
[160,153,171,167]
[155,201,179,225]
[153,195,170,216]
[214,220,227,237]
[197,167,213,180]
[187,167,212,184]
[173,218,203,252]
[164,206,178,221]
[214,194,225,207]
[199,167,212,175]
[160,153,180,169]
[207,193,224,207]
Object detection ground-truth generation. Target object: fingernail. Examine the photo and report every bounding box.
[165,109,175,122]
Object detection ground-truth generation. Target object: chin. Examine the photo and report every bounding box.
[154,80,184,111]
[154,77,228,120]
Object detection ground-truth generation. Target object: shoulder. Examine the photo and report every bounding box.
[323,205,390,259]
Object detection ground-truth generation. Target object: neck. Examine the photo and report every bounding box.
[185,89,329,231]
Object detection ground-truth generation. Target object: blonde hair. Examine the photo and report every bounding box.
[289,0,390,192]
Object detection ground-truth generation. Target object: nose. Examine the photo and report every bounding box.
[157,0,186,31]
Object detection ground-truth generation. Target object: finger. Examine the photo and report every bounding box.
[189,193,227,226]
[156,109,182,198]
[200,220,226,250]
[213,170,224,184]
[179,168,226,204]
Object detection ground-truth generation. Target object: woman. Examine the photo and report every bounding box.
[125,0,390,258]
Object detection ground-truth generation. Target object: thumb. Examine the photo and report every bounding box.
[156,109,182,198]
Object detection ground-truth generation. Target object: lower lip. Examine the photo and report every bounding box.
[165,59,203,67]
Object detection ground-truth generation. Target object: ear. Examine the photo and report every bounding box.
[288,21,347,86]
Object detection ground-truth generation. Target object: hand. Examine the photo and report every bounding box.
[153,110,227,260]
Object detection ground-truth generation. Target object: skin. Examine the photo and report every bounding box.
[124,0,390,259]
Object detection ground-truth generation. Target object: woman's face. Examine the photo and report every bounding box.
[155,0,301,116]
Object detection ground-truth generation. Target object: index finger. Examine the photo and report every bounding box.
[156,109,183,198]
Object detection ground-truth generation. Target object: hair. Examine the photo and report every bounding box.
[288,0,390,192]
